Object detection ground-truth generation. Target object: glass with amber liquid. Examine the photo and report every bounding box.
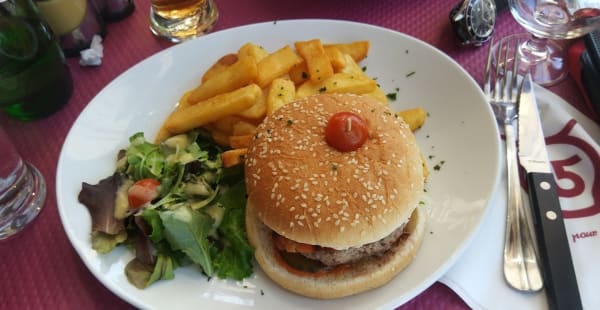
[149,0,218,43]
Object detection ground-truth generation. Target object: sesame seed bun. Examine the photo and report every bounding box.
[245,199,426,299]
[245,93,425,249]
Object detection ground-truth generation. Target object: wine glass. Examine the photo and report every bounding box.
[504,0,600,86]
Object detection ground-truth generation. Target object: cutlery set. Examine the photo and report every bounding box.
[485,38,583,309]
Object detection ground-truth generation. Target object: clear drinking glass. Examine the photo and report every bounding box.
[0,126,46,240]
[149,0,218,43]
[504,0,600,86]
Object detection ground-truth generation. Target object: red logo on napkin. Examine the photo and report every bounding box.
[546,119,600,219]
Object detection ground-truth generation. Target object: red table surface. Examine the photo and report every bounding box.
[0,0,589,309]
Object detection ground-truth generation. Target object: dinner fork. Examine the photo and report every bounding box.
[484,38,543,292]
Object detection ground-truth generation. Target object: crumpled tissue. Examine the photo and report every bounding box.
[79,35,103,66]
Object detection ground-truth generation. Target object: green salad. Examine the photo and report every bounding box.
[78,130,253,289]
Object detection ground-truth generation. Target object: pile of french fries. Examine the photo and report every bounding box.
[154,39,426,168]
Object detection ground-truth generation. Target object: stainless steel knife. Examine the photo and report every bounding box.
[517,73,583,310]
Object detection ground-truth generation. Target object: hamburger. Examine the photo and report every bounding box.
[244,93,426,299]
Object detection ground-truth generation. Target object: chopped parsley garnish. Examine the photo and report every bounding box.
[433,160,446,171]
[286,119,293,126]
[386,93,397,101]
[406,71,416,78]
[318,86,327,93]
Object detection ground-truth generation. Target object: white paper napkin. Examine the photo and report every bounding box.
[440,85,600,309]
[79,35,104,66]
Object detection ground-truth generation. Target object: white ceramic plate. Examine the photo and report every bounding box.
[56,19,501,310]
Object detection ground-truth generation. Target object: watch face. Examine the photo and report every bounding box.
[468,0,495,38]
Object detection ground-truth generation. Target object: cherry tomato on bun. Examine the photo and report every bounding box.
[127,178,160,209]
[325,112,369,152]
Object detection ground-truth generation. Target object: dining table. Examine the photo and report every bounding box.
[0,0,594,309]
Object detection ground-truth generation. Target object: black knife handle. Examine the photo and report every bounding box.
[527,172,583,310]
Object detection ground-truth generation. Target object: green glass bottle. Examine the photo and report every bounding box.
[0,0,73,120]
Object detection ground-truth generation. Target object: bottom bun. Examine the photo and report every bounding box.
[245,200,426,299]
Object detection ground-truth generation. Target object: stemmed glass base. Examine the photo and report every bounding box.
[493,33,567,86]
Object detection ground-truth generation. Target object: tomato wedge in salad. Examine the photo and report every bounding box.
[127,178,160,209]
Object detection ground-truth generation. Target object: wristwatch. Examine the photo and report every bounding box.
[450,0,496,46]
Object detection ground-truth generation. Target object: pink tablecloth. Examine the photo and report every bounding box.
[0,0,590,309]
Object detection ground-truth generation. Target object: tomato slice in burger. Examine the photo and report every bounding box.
[325,112,369,152]
[273,233,317,254]
[127,178,160,209]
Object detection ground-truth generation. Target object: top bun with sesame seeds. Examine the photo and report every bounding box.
[245,93,424,248]
[244,93,426,299]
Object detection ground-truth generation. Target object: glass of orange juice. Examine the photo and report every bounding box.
[149,0,218,43]
[36,0,105,56]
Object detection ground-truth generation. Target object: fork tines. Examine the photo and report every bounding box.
[485,38,521,101]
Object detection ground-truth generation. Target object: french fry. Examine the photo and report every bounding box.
[163,90,196,128]
[324,45,346,72]
[154,126,172,144]
[363,87,388,105]
[256,45,303,88]
[222,148,248,168]
[339,54,366,77]
[295,39,334,82]
[295,73,377,98]
[397,107,427,131]
[211,129,231,147]
[324,41,370,62]
[211,115,244,134]
[236,89,267,120]
[238,42,269,63]
[288,61,309,85]
[201,53,238,83]
[232,120,257,136]
[336,54,387,104]
[155,39,425,152]
[164,84,262,134]
[229,135,253,148]
[186,54,258,106]
[267,78,296,115]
